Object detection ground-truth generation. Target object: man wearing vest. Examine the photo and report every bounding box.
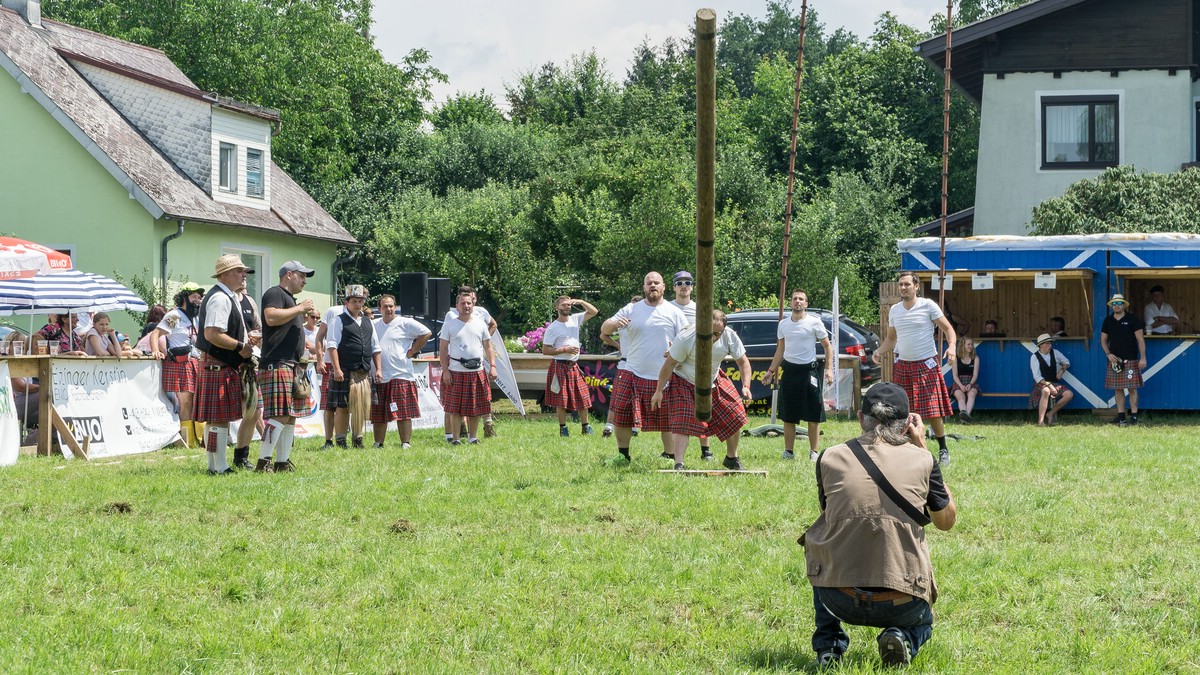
[195,254,261,475]
[256,260,317,472]
[1030,333,1073,427]
[802,383,957,668]
[325,284,382,448]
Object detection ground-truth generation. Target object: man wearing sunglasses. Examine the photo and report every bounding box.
[670,270,714,461]
[1100,293,1147,426]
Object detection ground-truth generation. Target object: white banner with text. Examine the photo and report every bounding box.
[51,359,179,459]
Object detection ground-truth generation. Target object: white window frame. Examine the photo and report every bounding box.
[218,142,238,193]
[220,244,271,306]
[245,147,264,199]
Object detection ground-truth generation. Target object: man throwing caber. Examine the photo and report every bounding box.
[802,383,957,668]
[542,295,599,437]
[255,260,316,472]
[873,271,956,466]
[650,310,752,470]
[600,272,688,462]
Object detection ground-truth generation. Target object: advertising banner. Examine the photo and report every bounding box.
[0,361,19,466]
[51,359,179,459]
[290,362,446,437]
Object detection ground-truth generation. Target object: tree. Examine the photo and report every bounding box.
[1030,166,1200,235]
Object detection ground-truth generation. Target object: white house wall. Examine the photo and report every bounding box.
[975,69,1192,236]
[73,61,213,191]
[210,107,272,211]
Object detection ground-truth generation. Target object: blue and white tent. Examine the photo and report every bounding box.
[0,270,147,315]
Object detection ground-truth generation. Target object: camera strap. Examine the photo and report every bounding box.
[846,438,931,526]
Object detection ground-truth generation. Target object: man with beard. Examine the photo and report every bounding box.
[541,295,599,437]
[325,285,383,448]
[195,254,261,474]
[443,286,500,439]
[152,281,206,447]
[872,272,957,466]
[439,288,497,445]
[372,294,432,448]
[255,261,317,472]
[600,272,688,462]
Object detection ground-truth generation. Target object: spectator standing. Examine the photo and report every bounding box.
[541,296,599,437]
[325,285,382,448]
[314,301,344,447]
[600,294,642,438]
[439,288,497,444]
[1101,294,1147,426]
[151,282,205,447]
[1030,334,1073,426]
[372,294,431,449]
[255,261,316,472]
[443,286,500,439]
[762,289,835,462]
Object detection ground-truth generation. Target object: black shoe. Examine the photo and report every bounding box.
[351,437,364,449]
[938,449,950,466]
[816,649,842,668]
[451,439,461,446]
[701,448,714,461]
[673,462,686,471]
[660,451,673,459]
[722,456,743,471]
[335,438,348,448]
[232,447,252,470]
[207,468,234,476]
[1128,414,1139,426]
[877,628,912,667]
[1110,414,1126,426]
[321,440,334,449]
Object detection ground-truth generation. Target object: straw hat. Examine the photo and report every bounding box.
[1107,293,1127,308]
[212,253,255,278]
[1036,333,1053,346]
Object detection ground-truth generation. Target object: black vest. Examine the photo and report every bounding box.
[1035,351,1059,383]
[336,312,373,372]
[196,285,247,367]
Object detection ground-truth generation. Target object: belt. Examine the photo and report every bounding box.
[837,587,915,606]
[263,361,298,370]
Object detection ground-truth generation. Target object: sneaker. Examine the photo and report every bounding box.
[673,462,686,471]
[321,440,334,449]
[273,460,295,473]
[372,442,384,449]
[450,439,461,446]
[660,451,674,460]
[1128,414,1139,426]
[582,424,594,435]
[939,448,951,466]
[960,412,972,423]
[701,448,714,461]
[782,450,795,460]
[722,456,743,471]
[560,426,570,437]
[351,437,364,449]
[335,438,348,449]
[602,424,614,438]
[469,438,481,445]
[809,450,819,462]
[207,468,234,476]
[877,628,912,667]
[401,442,412,450]
[1109,415,1126,426]
[631,428,640,436]
[254,458,274,473]
[484,419,497,438]
[816,649,842,668]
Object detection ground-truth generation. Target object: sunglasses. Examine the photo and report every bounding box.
[1112,301,1126,306]
[674,280,693,287]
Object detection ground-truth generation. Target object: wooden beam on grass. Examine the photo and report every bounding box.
[657,469,768,478]
[49,404,87,460]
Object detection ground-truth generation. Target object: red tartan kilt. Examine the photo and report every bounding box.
[667,373,747,440]
[319,370,335,410]
[610,372,669,431]
[372,378,421,422]
[1105,359,1144,389]
[257,364,309,419]
[194,358,243,423]
[543,360,592,411]
[441,369,492,417]
[161,356,198,392]
[891,359,953,419]
[1029,380,1068,408]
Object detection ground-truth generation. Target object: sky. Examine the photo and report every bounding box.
[371,1,955,105]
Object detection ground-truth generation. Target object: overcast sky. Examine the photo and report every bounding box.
[371,1,954,105]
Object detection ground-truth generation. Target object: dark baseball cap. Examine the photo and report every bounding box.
[279,260,315,277]
[862,382,910,420]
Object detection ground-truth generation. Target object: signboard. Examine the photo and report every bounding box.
[0,361,18,466]
[1034,272,1057,289]
[51,359,179,459]
[972,273,994,290]
[290,362,446,437]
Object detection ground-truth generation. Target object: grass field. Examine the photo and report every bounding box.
[2,410,1199,672]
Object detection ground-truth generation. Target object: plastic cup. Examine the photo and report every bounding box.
[12,341,24,356]
[49,343,60,355]
[36,339,49,355]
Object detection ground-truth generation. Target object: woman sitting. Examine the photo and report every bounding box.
[951,337,980,422]
[1030,334,1073,426]
[84,313,135,357]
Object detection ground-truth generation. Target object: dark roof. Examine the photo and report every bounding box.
[914,207,975,236]
[0,9,353,244]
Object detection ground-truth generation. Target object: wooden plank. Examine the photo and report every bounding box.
[49,405,87,461]
[657,469,768,477]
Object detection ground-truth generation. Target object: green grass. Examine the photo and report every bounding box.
[2,410,1200,672]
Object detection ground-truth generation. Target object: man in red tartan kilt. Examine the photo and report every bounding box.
[371,294,432,449]
[650,310,753,470]
[873,271,957,466]
[151,281,206,448]
[438,289,497,444]
[541,295,600,437]
[194,254,262,475]
[600,272,689,463]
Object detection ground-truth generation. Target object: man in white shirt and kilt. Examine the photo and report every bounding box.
[325,284,383,448]
[372,294,432,449]
[194,254,262,474]
[439,288,497,445]
[542,295,599,437]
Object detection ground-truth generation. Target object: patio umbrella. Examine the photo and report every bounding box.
[0,270,148,315]
[0,237,72,279]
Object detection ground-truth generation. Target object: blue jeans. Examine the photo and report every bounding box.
[812,586,934,658]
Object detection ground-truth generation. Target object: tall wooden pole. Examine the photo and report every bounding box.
[937,0,953,311]
[776,0,808,324]
[695,8,716,422]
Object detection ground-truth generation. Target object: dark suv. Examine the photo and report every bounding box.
[724,309,881,384]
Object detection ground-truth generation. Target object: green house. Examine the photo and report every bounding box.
[0,1,355,331]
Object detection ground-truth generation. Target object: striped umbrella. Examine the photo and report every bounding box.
[0,270,148,315]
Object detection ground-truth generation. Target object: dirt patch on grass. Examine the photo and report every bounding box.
[104,501,132,514]
[390,518,417,535]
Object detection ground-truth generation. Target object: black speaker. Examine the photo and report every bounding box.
[427,277,452,318]
[396,272,428,316]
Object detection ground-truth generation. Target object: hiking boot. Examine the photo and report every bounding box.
[484,419,496,438]
[939,448,951,466]
[602,424,614,438]
[560,426,570,437]
[673,462,686,471]
[351,437,364,449]
[582,424,594,435]
[782,450,795,460]
[701,448,714,461]
[273,460,295,473]
[722,456,743,471]
[816,649,842,668]
[254,458,274,473]
[877,628,912,667]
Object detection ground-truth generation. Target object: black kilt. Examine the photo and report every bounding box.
[777,360,826,424]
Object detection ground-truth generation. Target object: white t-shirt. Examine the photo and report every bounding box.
[319,305,344,363]
[890,297,944,361]
[156,307,200,357]
[324,309,382,355]
[608,300,688,380]
[1030,348,1070,383]
[778,313,829,364]
[543,313,586,361]
[439,315,491,372]
[374,316,432,382]
[303,326,319,357]
[671,299,696,325]
[668,326,746,384]
[1144,302,1178,335]
[445,306,493,331]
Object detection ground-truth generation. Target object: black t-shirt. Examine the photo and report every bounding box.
[259,285,303,366]
[1101,312,1145,360]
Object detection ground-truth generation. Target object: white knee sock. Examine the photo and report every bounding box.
[207,425,230,472]
[276,425,295,463]
[260,419,284,460]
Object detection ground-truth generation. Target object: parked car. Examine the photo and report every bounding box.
[724,309,881,384]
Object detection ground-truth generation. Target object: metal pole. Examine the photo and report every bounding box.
[695,8,717,422]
